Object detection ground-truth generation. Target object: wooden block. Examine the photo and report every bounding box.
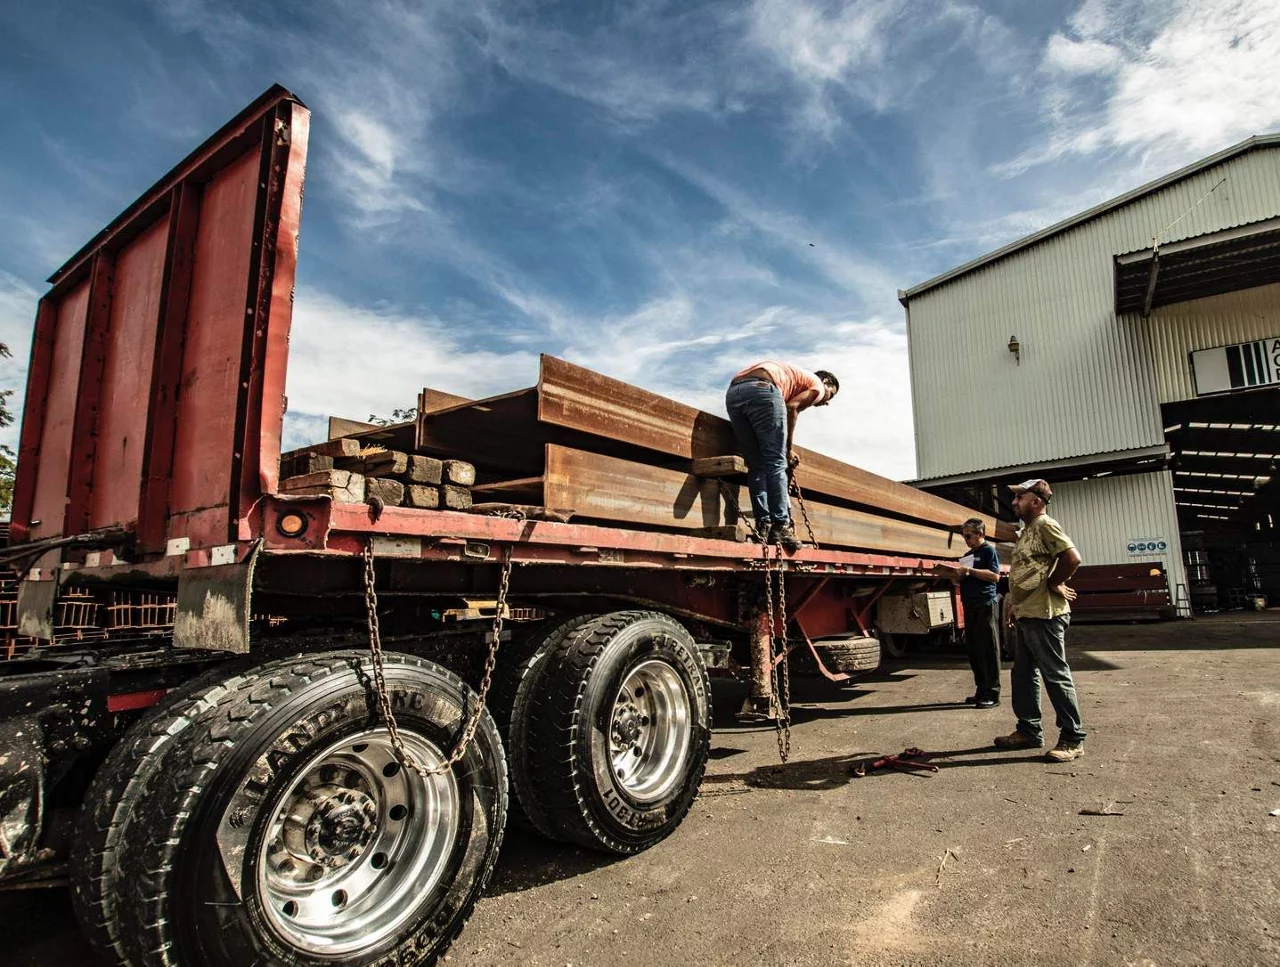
[280,451,334,477]
[358,450,410,476]
[692,522,752,542]
[405,485,441,509]
[692,455,747,477]
[443,460,476,486]
[340,451,442,484]
[305,438,362,458]
[440,485,472,510]
[280,470,365,503]
[408,455,443,484]
[366,477,405,506]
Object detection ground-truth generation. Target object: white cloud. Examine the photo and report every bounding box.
[747,0,901,133]
[788,322,915,480]
[1006,0,1280,174]
[1043,34,1123,74]
[283,286,917,479]
[0,273,38,451]
[746,0,1020,137]
[282,289,540,449]
[468,2,727,125]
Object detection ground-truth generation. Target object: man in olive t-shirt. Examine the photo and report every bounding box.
[993,479,1088,762]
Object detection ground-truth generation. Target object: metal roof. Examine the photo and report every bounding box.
[1113,216,1280,315]
[899,132,1280,305]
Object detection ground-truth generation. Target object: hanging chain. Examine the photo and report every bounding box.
[363,539,511,776]
[789,475,819,550]
[773,535,791,762]
[718,479,768,543]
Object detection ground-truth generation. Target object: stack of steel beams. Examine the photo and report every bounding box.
[358,355,1013,558]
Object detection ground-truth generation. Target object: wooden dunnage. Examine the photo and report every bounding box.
[543,445,967,558]
[536,355,1012,541]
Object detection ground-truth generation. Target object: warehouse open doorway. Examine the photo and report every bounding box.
[1163,385,1280,610]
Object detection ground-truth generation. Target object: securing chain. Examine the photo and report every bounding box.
[363,538,511,776]
[789,475,819,550]
[718,479,768,544]
[762,535,792,763]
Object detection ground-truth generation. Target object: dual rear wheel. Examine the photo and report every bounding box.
[72,610,710,965]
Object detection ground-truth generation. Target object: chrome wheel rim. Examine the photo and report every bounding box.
[606,660,692,802]
[256,729,459,955]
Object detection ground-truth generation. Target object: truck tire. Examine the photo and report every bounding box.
[516,610,710,854]
[499,614,594,837]
[69,661,252,965]
[880,630,908,659]
[812,635,881,673]
[113,651,506,967]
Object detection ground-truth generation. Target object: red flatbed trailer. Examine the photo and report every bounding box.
[1,86,977,966]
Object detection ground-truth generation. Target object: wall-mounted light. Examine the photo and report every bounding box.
[1007,335,1021,364]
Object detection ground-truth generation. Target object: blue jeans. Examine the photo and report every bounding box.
[725,379,789,526]
[1011,615,1086,744]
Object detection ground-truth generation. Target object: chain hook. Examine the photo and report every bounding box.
[362,537,512,776]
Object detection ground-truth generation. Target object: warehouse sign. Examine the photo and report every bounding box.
[1191,336,1280,395]
[1127,537,1168,555]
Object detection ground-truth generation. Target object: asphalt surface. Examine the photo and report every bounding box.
[6,612,1279,966]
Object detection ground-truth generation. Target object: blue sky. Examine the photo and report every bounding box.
[2,0,1278,479]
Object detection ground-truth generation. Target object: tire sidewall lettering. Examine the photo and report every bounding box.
[582,622,709,839]
[169,658,500,967]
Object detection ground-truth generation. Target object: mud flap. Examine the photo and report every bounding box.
[0,717,47,877]
[16,574,60,641]
[174,543,260,654]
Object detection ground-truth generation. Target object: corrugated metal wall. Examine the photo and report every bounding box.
[1142,282,1280,404]
[1049,471,1189,608]
[909,146,1280,480]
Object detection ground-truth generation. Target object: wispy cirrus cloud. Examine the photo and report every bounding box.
[998,0,1280,177]
[746,0,1020,137]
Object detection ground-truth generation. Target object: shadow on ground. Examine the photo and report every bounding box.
[699,744,1053,793]
[484,824,622,897]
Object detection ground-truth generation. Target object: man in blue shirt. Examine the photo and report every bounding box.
[950,518,1002,708]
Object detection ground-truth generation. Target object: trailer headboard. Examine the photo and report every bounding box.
[11,85,309,556]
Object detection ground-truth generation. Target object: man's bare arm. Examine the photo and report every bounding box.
[1047,547,1082,601]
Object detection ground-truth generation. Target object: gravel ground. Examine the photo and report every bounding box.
[6,612,1279,966]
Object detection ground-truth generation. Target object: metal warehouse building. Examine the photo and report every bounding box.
[901,134,1280,613]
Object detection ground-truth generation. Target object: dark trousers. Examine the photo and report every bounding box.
[1012,615,1086,744]
[725,379,790,525]
[965,600,1000,698]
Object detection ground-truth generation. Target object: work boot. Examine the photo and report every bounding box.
[770,520,802,552]
[993,730,1042,750]
[1045,740,1085,762]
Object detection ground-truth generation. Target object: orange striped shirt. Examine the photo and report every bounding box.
[733,360,825,405]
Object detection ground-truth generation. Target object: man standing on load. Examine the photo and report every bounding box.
[725,361,839,551]
[993,478,1088,763]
